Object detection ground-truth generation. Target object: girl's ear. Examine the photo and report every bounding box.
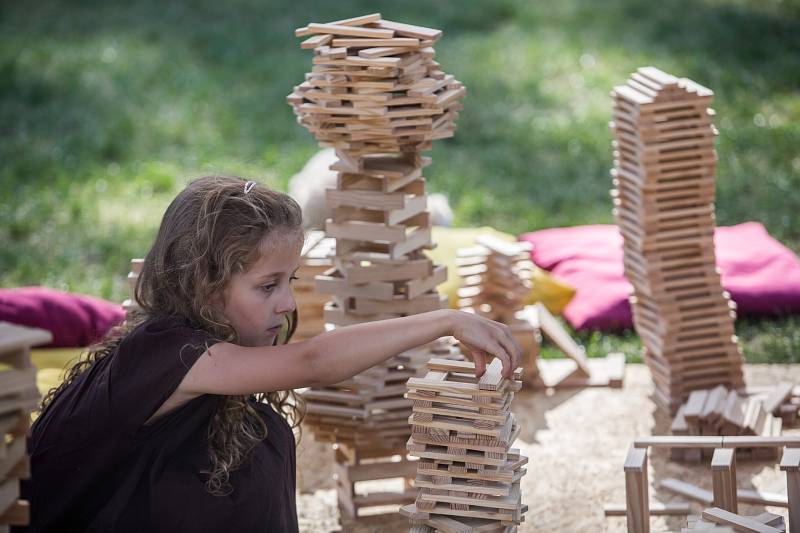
[209,287,228,317]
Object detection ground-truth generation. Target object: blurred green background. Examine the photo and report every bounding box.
[2,0,799,361]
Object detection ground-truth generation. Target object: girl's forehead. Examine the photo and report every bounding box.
[250,231,303,272]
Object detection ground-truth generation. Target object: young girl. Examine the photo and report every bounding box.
[25,176,521,532]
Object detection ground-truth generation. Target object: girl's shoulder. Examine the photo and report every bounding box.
[113,314,220,377]
[122,314,215,350]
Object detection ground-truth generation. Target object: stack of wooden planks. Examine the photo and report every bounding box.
[456,236,540,387]
[0,322,52,530]
[609,66,744,414]
[288,14,468,517]
[401,357,528,532]
[670,383,798,461]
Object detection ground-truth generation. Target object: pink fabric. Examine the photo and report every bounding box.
[0,287,125,347]
[518,222,800,331]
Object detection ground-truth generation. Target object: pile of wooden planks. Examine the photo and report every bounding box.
[292,231,335,342]
[401,358,528,532]
[0,322,53,530]
[670,384,796,461]
[609,66,744,414]
[288,14,465,156]
[288,14,468,517]
[456,236,533,323]
[456,236,541,386]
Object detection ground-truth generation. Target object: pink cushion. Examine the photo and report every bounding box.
[518,222,800,331]
[0,287,125,347]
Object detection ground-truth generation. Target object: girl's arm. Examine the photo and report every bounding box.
[179,309,521,397]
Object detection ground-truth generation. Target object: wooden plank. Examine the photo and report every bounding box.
[372,19,442,40]
[659,478,713,505]
[711,448,737,513]
[300,34,332,49]
[624,446,649,533]
[332,37,420,47]
[763,382,793,415]
[295,13,383,37]
[700,507,781,533]
[416,481,522,511]
[474,235,532,258]
[603,501,690,516]
[633,436,723,448]
[0,323,52,358]
[534,303,591,377]
[358,46,418,59]
[0,368,37,398]
[736,488,788,508]
[780,447,800,531]
[478,358,504,391]
[722,436,800,448]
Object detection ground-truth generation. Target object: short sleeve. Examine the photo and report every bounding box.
[109,316,219,432]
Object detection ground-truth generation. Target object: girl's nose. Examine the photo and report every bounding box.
[276,286,296,315]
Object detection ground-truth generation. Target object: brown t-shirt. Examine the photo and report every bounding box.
[23,315,298,532]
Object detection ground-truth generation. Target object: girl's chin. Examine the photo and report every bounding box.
[241,333,278,347]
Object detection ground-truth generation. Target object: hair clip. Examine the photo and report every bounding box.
[244,181,256,194]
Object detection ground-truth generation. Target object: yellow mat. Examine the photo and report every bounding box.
[31,348,83,396]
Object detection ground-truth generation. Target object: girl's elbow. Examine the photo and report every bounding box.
[300,339,328,387]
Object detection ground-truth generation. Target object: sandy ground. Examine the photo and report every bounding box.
[295,364,798,532]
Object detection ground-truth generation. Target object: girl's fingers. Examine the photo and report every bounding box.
[455,315,523,380]
[484,340,511,379]
[472,350,487,378]
[494,331,520,379]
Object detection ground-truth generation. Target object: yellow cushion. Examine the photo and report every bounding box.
[526,267,576,315]
[427,226,576,315]
[31,348,83,396]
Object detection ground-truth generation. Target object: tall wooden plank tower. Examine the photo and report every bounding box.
[288,14,467,517]
[609,67,744,414]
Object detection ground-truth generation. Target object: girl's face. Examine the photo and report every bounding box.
[221,231,303,347]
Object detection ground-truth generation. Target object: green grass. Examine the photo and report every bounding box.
[2,0,799,362]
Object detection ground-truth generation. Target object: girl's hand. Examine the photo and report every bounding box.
[445,309,523,380]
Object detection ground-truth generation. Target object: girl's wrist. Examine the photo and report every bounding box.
[436,308,456,337]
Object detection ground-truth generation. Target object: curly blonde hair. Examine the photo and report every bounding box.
[39,175,306,496]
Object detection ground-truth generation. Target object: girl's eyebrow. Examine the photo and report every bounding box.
[256,266,300,282]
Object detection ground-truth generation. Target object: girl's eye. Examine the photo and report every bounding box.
[289,276,299,282]
[261,284,277,293]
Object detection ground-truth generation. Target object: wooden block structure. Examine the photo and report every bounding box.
[609,66,744,414]
[289,14,465,157]
[292,230,335,342]
[401,357,529,532]
[0,322,53,530]
[288,14,468,517]
[305,339,463,517]
[456,236,533,323]
[456,236,541,386]
[616,436,800,533]
[670,385,784,462]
